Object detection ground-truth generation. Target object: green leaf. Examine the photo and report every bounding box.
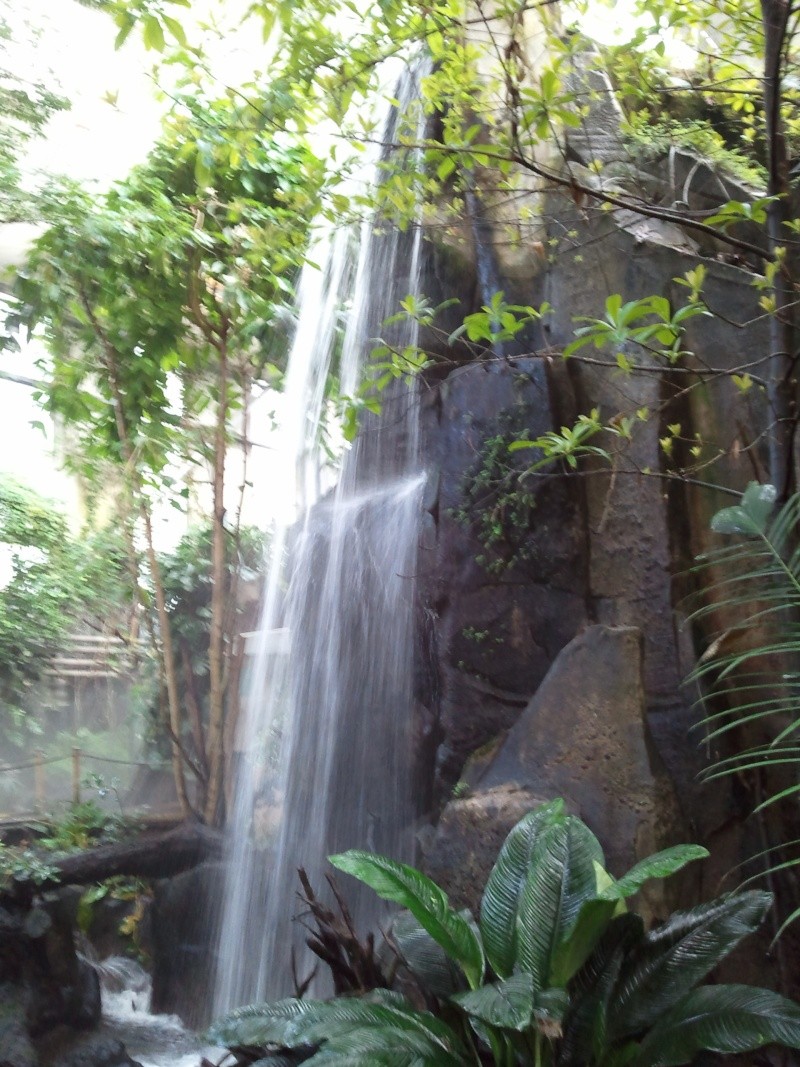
[517,813,605,990]
[559,914,644,1067]
[142,15,165,51]
[550,897,618,987]
[453,972,536,1031]
[206,997,319,1047]
[479,799,565,979]
[609,891,773,1039]
[711,482,777,535]
[634,985,800,1066]
[162,15,188,47]
[600,846,709,901]
[391,911,465,998]
[282,996,464,1059]
[330,851,485,988]
[452,974,569,1033]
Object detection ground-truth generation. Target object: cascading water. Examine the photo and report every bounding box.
[215,61,428,1011]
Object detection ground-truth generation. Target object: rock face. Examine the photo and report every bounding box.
[151,861,224,1028]
[423,784,548,913]
[418,355,590,795]
[0,892,104,1067]
[479,626,683,889]
[424,627,686,918]
[414,123,783,972]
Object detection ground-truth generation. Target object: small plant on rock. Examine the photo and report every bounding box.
[209,799,800,1066]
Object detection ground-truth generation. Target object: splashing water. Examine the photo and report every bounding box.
[98,959,213,1067]
[214,60,429,1011]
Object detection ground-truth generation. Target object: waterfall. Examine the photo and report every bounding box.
[214,61,428,1011]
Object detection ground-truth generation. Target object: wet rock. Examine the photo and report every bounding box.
[151,861,224,1028]
[419,356,590,797]
[25,897,101,1038]
[422,784,549,914]
[477,625,686,911]
[51,1037,142,1067]
[0,982,36,1067]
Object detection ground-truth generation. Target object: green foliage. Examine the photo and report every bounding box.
[147,521,265,750]
[0,0,69,222]
[688,481,800,935]
[563,295,709,370]
[621,116,768,189]
[37,798,130,853]
[0,477,130,748]
[448,294,550,348]
[451,416,540,576]
[0,842,58,888]
[13,85,323,488]
[210,800,800,1066]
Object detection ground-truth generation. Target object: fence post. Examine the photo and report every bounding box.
[34,750,45,813]
[72,747,81,806]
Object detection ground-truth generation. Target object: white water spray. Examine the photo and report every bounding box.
[215,60,428,1011]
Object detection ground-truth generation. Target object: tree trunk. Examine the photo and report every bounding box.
[3,823,221,906]
[78,291,193,821]
[761,0,798,498]
[204,331,230,825]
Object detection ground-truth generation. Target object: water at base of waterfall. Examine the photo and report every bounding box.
[97,960,215,1067]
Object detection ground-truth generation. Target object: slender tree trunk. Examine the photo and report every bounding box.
[761,0,798,498]
[78,290,194,821]
[204,331,229,825]
[141,505,194,819]
[181,639,209,782]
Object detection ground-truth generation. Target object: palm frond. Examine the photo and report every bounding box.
[687,481,800,932]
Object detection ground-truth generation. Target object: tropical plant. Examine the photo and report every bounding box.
[10,83,322,824]
[689,480,800,936]
[209,799,800,1066]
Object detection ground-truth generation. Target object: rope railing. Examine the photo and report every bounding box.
[0,747,172,815]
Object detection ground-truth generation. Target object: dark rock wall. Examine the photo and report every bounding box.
[415,185,793,986]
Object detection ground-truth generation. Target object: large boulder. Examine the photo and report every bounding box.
[49,1037,142,1067]
[480,626,685,879]
[422,784,548,913]
[150,861,224,1028]
[425,626,690,919]
[0,983,35,1067]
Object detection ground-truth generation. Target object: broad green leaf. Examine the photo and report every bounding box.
[634,985,800,1065]
[142,15,165,51]
[391,911,465,998]
[206,997,319,1047]
[552,846,708,986]
[558,914,644,1067]
[452,972,536,1031]
[711,482,777,535]
[480,799,565,979]
[517,815,605,990]
[609,891,772,1039]
[550,897,618,987]
[162,15,187,47]
[330,851,485,987]
[600,845,709,901]
[284,997,464,1058]
[452,974,568,1033]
